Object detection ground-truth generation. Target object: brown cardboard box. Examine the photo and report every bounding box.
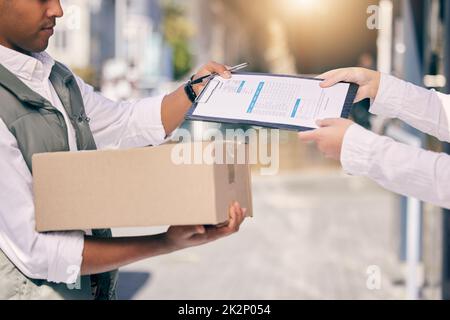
[33,142,253,232]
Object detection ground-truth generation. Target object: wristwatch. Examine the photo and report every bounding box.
[184,75,198,103]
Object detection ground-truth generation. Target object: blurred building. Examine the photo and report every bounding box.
[48,0,173,93]
[47,0,92,69]
[187,0,251,69]
[376,0,450,300]
[187,0,296,74]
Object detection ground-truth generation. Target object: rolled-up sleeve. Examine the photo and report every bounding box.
[75,76,168,150]
[370,73,450,143]
[341,124,450,209]
[0,119,84,284]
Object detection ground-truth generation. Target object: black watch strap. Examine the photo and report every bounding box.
[184,76,198,103]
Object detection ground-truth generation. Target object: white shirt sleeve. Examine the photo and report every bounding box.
[370,73,450,143]
[341,124,450,209]
[74,76,169,150]
[0,119,84,284]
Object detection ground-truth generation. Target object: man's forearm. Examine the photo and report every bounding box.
[161,86,192,136]
[80,234,176,276]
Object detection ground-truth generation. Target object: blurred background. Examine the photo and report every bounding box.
[48,0,450,300]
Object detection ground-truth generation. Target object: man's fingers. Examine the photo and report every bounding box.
[233,202,243,222]
[196,225,206,234]
[206,61,227,72]
[236,205,246,227]
[316,69,340,80]
[203,203,246,242]
[320,74,347,88]
[316,118,341,127]
[298,129,320,142]
[178,225,204,238]
[206,61,231,78]
[354,88,369,103]
[228,204,239,232]
[318,69,349,88]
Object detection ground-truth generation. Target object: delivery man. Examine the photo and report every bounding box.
[299,67,450,209]
[0,0,246,300]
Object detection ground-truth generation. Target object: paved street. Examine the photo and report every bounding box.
[114,170,405,300]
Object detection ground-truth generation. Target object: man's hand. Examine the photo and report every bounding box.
[161,61,231,136]
[318,67,381,103]
[298,119,355,161]
[165,202,246,251]
[81,202,246,276]
[191,61,232,95]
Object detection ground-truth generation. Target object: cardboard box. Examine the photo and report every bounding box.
[33,142,253,232]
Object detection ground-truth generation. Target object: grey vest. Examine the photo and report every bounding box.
[0,62,118,300]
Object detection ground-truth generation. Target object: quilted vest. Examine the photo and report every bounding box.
[0,61,118,300]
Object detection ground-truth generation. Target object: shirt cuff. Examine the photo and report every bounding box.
[45,231,85,284]
[370,73,408,118]
[127,94,170,147]
[341,124,381,176]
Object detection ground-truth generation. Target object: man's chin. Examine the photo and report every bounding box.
[30,39,50,53]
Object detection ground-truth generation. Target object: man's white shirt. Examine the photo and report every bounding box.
[0,44,167,284]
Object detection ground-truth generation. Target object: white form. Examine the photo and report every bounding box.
[192,73,352,129]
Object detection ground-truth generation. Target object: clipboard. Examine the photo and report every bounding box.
[186,72,359,132]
